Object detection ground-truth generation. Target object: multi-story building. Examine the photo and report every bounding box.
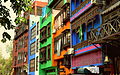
[50,0,71,75]
[89,0,120,74]
[39,6,58,75]
[28,1,47,75]
[70,0,104,74]
[12,13,29,75]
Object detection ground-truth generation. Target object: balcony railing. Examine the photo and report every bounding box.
[71,0,91,16]
[54,3,70,30]
[71,6,99,30]
[88,16,120,43]
[103,0,119,10]
[73,40,91,50]
[63,3,70,23]
[14,23,28,39]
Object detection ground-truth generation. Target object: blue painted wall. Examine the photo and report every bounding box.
[28,22,37,75]
[42,7,47,17]
[71,0,85,11]
[72,15,102,46]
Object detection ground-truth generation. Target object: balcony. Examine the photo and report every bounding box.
[18,59,23,64]
[62,3,70,23]
[54,3,70,30]
[71,0,91,16]
[14,23,29,39]
[103,0,119,10]
[71,6,99,30]
[88,16,120,44]
[73,40,91,50]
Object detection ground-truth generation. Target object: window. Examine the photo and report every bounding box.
[40,47,46,63]
[56,39,62,56]
[14,56,17,66]
[30,59,35,72]
[18,38,23,49]
[54,41,57,53]
[31,26,36,40]
[62,30,70,49]
[24,52,27,63]
[54,30,70,55]
[18,52,22,64]
[36,56,38,71]
[24,36,28,47]
[30,42,35,55]
[54,11,64,30]
[37,7,42,16]
[54,36,62,56]
[63,54,71,68]
[36,39,39,52]
[21,37,24,48]
[47,23,51,37]
[47,45,51,60]
[37,22,39,35]
[40,27,47,42]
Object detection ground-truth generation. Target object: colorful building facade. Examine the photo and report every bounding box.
[28,1,47,75]
[88,0,120,74]
[70,0,103,74]
[12,0,120,75]
[39,6,57,75]
[12,15,29,75]
[50,0,72,75]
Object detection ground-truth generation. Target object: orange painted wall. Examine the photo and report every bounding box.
[52,20,71,75]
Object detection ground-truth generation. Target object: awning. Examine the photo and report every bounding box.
[101,1,120,14]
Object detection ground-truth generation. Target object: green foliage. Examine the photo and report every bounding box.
[0,42,13,75]
[15,16,27,24]
[0,0,32,43]
[0,57,12,75]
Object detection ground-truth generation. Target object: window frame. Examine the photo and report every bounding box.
[36,56,38,71]
[31,26,36,40]
[40,26,47,42]
[46,45,51,60]
[37,22,39,35]
[40,47,46,63]
[30,59,35,72]
[30,42,36,55]
[47,23,51,38]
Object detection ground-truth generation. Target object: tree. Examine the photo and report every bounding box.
[0,0,32,42]
[0,42,13,75]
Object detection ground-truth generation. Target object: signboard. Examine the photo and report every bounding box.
[85,67,99,74]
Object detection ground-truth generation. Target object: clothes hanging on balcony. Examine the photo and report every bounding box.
[57,39,61,56]
[79,25,83,41]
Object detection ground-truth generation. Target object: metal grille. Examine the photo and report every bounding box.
[72,50,102,67]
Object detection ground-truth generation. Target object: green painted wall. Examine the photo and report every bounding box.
[39,7,57,75]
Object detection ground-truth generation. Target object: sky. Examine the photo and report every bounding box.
[0,0,16,59]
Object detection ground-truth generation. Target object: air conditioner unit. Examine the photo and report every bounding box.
[91,0,97,4]
[68,48,74,54]
[52,29,56,34]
